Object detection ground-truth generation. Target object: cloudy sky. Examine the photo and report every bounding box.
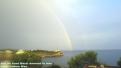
[0,0,121,50]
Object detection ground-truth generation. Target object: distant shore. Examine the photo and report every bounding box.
[0,49,64,60]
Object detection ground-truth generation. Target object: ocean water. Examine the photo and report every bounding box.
[43,50,121,68]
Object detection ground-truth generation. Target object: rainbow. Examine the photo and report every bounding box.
[41,1,73,50]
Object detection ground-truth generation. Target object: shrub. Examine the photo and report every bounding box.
[117,57,121,67]
[68,51,100,68]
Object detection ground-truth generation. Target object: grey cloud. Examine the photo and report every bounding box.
[0,0,72,50]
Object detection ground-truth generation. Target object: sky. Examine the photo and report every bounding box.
[0,0,121,50]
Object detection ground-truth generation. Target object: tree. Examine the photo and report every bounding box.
[47,64,61,68]
[68,51,100,68]
[117,57,121,67]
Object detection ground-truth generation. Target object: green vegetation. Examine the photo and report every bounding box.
[12,50,42,62]
[47,64,61,68]
[11,50,42,68]
[117,57,121,67]
[68,51,100,68]
[0,49,63,59]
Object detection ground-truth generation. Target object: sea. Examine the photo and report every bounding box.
[42,50,121,68]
